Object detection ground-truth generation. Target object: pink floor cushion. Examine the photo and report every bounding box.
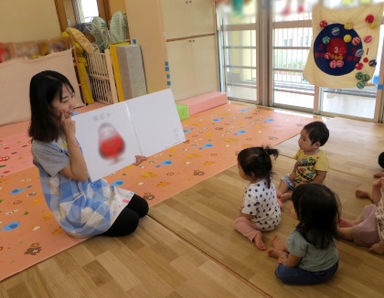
[178,91,228,115]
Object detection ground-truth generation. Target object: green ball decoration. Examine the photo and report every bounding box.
[355,72,363,80]
[322,36,331,44]
[362,74,370,81]
[356,81,365,89]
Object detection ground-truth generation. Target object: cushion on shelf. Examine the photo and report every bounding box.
[176,104,189,120]
[178,91,228,115]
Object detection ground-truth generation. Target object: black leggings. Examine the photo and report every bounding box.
[101,194,149,237]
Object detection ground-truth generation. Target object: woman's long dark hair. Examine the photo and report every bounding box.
[29,70,74,142]
[292,184,340,249]
[237,146,279,188]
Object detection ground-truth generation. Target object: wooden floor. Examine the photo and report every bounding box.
[1,115,384,297]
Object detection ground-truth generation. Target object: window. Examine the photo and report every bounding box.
[54,0,111,31]
[218,0,384,121]
[76,0,99,23]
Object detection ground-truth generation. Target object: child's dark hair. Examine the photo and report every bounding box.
[292,184,339,249]
[303,121,329,146]
[237,146,279,188]
[29,70,74,142]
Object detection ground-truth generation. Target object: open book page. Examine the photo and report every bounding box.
[126,89,186,156]
[74,102,141,181]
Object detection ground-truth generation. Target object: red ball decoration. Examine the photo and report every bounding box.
[352,37,361,46]
[330,60,337,69]
[363,57,369,63]
[365,14,374,23]
[355,63,363,70]
[320,20,328,28]
[364,35,373,43]
[336,60,344,68]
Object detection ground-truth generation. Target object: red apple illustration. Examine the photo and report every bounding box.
[98,123,125,162]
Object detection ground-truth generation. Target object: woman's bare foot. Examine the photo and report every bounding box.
[355,189,371,199]
[253,231,266,250]
[134,155,147,166]
[271,235,285,251]
[339,218,354,228]
[369,243,384,254]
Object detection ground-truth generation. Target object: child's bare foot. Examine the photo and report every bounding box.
[267,248,280,258]
[369,243,384,254]
[271,235,285,251]
[253,231,266,250]
[339,218,354,228]
[373,172,384,178]
[355,189,371,199]
[277,191,282,199]
[281,192,292,201]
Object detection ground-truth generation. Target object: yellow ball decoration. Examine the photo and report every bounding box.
[344,23,353,30]
[370,20,380,29]
[343,34,352,42]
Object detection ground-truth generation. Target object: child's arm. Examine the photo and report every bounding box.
[279,253,302,267]
[268,232,306,267]
[240,212,255,220]
[289,162,298,180]
[311,170,327,184]
[239,187,258,219]
[267,249,302,267]
[239,204,255,219]
[60,116,89,182]
[310,152,329,184]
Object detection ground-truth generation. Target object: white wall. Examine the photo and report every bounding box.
[0,0,61,42]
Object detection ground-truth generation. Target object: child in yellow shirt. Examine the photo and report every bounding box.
[277,121,329,205]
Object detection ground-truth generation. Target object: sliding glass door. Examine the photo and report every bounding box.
[272,20,314,111]
[217,0,258,103]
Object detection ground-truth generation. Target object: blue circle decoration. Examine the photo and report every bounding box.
[234,130,246,135]
[199,144,213,150]
[11,188,24,195]
[111,180,124,186]
[2,221,20,231]
[313,23,363,76]
[155,160,173,168]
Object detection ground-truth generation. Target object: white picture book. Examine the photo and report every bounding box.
[74,89,186,181]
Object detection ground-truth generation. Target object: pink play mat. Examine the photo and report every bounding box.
[0,102,314,281]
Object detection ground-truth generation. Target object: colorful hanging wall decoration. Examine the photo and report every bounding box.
[303,4,383,89]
